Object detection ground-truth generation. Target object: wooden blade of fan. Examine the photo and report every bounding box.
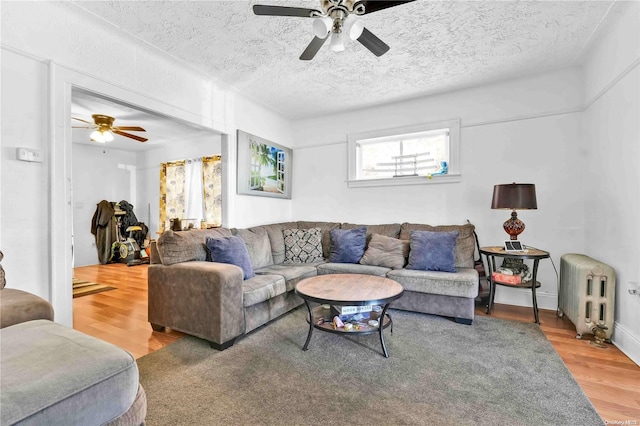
[113,130,148,142]
[72,126,96,129]
[357,27,390,57]
[300,36,329,61]
[72,117,94,124]
[253,5,320,17]
[113,126,146,132]
[355,0,416,14]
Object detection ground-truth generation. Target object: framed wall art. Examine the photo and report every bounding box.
[236,130,292,199]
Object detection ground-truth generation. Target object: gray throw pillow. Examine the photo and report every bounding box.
[329,227,367,263]
[283,228,323,264]
[359,234,409,269]
[205,236,255,280]
[406,230,459,273]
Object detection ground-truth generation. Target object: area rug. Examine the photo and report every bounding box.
[72,278,116,298]
[137,308,604,426]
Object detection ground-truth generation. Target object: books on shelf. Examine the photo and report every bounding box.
[330,305,374,321]
[332,305,373,315]
[491,272,522,285]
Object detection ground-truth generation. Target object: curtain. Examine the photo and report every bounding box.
[159,156,222,231]
[184,158,204,223]
[159,160,186,232]
[202,155,222,227]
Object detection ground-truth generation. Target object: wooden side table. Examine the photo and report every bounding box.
[479,246,550,324]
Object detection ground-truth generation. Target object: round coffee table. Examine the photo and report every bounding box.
[295,274,404,358]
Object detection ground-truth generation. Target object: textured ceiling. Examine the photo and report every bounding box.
[72,0,613,120]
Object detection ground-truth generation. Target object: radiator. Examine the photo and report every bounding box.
[559,254,615,340]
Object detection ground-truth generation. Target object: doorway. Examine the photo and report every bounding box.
[50,62,227,328]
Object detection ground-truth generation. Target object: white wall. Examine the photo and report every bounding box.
[137,135,222,236]
[0,49,49,298]
[72,144,136,267]
[581,1,640,365]
[0,1,293,325]
[291,68,585,311]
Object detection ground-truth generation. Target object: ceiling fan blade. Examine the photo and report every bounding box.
[355,0,416,14]
[72,126,96,129]
[72,117,94,124]
[113,130,148,143]
[253,5,320,17]
[113,126,146,132]
[357,27,390,57]
[300,36,329,61]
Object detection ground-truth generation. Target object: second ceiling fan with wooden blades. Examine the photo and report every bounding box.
[253,0,416,60]
[72,114,148,143]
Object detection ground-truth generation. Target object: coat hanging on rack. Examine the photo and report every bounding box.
[90,200,118,265]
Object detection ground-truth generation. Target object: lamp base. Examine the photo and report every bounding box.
[503,211,525,240]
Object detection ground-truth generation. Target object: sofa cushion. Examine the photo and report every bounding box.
[1,320,139,426]
[283,228,323,264]
[317,262,391,277]
[329,227,367,263]
[206,236,255,280]
[260,222,298,264]
[234,227,274,269]
[255,263,320,291]
[156,228,232,265]
[400,223,476,268]
[341,223,402,240]
[242,274,287,308]
[407,230,459,273]
[386,268,479,298]
[359,234,409,270]
[297,221,340,259]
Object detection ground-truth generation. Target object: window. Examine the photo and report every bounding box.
[347,119,460,187]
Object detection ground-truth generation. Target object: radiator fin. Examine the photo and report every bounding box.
[559,254,615,339]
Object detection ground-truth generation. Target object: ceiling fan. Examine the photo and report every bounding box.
[253,0,416,60]
[72,114,148,143]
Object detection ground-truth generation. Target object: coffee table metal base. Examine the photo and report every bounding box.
[302,300,394,358]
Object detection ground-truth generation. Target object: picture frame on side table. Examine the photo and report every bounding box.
[236,130,292,199]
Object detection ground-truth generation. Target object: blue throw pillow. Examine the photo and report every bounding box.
[329,227,367,263]
[205,236,255,280]
[406,230,459,273]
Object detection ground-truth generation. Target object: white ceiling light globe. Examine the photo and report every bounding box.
[312,17,332,38]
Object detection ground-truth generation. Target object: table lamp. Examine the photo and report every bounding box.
[491,183,537,240]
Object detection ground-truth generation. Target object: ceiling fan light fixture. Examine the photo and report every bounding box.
[329,31,345,52]
[312,16,332,38]
[343,15,364,40]
[103,130,114,142]
[90,130,106,143]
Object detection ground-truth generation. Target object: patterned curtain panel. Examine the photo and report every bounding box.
[202,155,222,227]
[159,160,186,231]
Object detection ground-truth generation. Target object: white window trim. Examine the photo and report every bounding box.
[347,118,461,188]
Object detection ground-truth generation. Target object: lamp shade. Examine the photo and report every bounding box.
[491,183,537,210]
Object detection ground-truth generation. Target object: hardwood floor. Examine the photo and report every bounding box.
[73,263,640,423]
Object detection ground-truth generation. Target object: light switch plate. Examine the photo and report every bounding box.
[16,147,43,163]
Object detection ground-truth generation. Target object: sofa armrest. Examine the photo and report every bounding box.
[148,261,245,346]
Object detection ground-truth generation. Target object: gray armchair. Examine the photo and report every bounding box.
[0,250,54,328]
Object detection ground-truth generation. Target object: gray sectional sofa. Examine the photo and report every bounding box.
[149,221,479,350]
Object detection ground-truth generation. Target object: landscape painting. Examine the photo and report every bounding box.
[236,130,292,199]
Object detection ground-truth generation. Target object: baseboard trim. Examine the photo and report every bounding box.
[612,321,640,367]
[494,290,557,311]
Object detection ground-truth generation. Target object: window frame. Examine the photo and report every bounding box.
[347,118,461,188]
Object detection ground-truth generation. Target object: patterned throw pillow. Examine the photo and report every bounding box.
[283,228,324,264]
